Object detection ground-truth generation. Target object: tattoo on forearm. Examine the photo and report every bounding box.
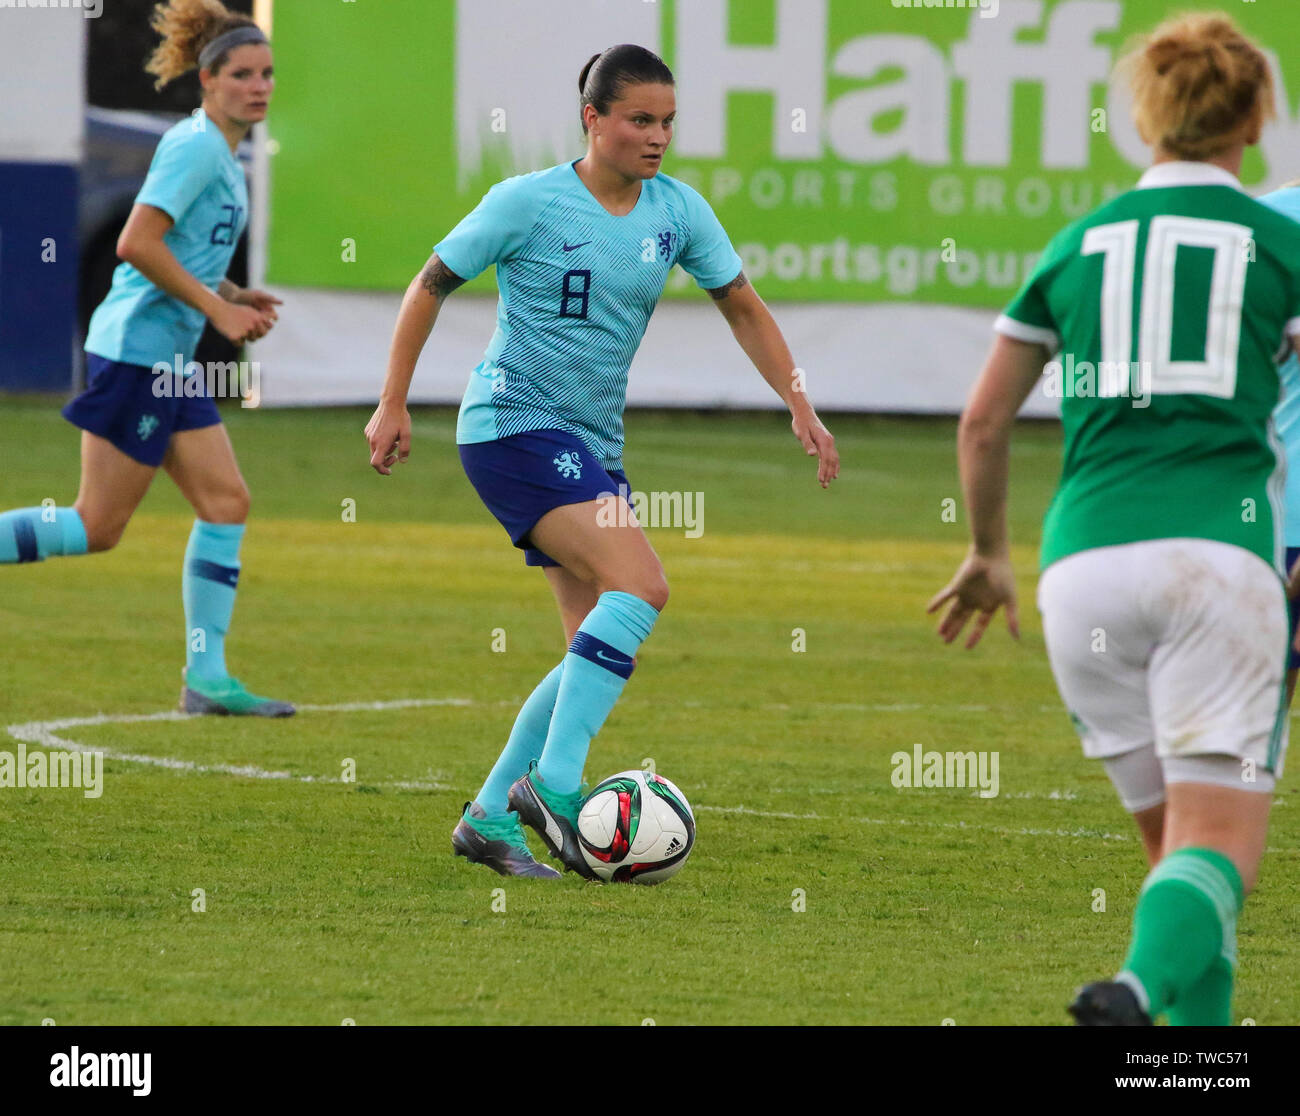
[707,271,750,301]
[420,254,467,300]
[218,279,239,300]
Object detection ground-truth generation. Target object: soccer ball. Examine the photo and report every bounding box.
[576,770,696,884]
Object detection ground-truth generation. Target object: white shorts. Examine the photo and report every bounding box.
[1037,538,1288,778]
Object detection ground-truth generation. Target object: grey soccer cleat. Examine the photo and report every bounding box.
[507,762,596,879]
[452,802,560,878]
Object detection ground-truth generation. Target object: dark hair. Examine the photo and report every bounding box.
[578,44,675,135]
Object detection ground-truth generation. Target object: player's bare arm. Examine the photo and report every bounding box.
[958,334,1047,556]
[928,334,1046,648]
[708,270,840,488]
[366,253,467,475]
[118,203,271,344]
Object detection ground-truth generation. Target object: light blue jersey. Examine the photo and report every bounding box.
[436,161,743,471]
[85,111,248,367]
[1260,185,1300,546]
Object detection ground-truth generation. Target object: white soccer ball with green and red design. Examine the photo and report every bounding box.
[576,770,695,884]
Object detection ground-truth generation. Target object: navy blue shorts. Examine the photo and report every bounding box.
[63,354,221,467]
[459,428,632,567]
[1288,546,1300,671]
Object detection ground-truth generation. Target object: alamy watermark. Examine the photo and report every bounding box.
[891,744,999,798]
[0,0,102,17]
[892,0,999,18]
[596,484,704,538]
[151,356,261,408]
[1041,355,1151,409]
[50,1048,150,1095]
[1,741,103,798]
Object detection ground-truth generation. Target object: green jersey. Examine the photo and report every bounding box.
[997,162,1300,573]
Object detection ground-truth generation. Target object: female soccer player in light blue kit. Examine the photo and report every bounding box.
[1260,181,1300,706]
[366,45,839,878]
[0,0,291,716]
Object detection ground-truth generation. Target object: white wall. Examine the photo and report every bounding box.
[249,290,1059,417]
[0,5,86,163]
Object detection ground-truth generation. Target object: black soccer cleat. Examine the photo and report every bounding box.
[1068,981,1153,1026]
[451,802,560,879]
[507,763,596,880]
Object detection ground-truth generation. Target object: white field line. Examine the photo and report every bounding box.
[697,804,1131,843]
[3,699,478,790]
[701,805,1294,855]
[5,701,1292,852]
[756,703,1070,715]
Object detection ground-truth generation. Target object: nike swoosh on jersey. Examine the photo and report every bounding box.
[563,241,593,252]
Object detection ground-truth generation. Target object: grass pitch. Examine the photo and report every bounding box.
[1,400,1296,1025]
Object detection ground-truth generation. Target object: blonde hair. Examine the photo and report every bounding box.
[145,0,257,90]
[1119,12,1274,160]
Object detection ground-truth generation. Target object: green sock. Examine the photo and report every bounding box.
[1167,954,1234,1026]
[1118,847,1243,1023]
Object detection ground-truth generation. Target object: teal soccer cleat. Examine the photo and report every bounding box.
[180,670,296,717]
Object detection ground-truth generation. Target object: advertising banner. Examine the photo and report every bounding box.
[257,0,1300,410]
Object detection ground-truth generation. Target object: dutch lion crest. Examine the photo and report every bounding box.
[553,450,582,479]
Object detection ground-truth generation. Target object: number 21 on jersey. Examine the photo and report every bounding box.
[211,204,244,247]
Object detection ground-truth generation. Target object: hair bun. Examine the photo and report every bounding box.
[578,52,602,95]
[1146,36,1195,76]
[1121,12,1273,161]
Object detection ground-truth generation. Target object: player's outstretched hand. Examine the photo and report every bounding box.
[365,399,412,475]
[926,547,1019,650]
[792,406,839,488]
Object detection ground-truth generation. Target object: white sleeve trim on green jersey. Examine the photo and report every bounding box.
[994,313,1058,351]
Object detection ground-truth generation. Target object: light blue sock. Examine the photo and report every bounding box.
[0,507,87,563]
[183,520,245,683]
[537,591,660,795]
[475,663,565,817]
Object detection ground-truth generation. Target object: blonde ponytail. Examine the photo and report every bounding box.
[145,0,256,89]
